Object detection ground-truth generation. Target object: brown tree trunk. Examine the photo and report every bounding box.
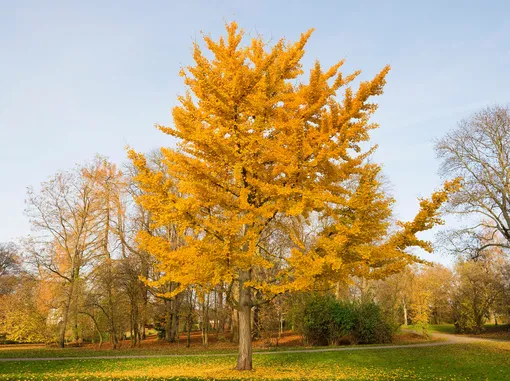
[109,306,118,349]
[214,291,219,337]
[279,309,283,338]
[58,277,76,348]
[186,314,192,348]
[236,270,252,371]
[218,290,225,336]
[79,311,103,349]
[170,293,181,343]
[134,305,139,347]
[252,305,260,340]
[165,299,172,342]
[201,294,209,346]
[403,299,408,326]
[72,307,79,343]
[141,269,149,340]
[58,309,69,348]
[170,309,179,343]
[129,309,134,346]
[231,308,239,343]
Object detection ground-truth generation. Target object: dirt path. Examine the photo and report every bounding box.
[1,332,506,362]
[403,329,510,344]
[428,332,509,344]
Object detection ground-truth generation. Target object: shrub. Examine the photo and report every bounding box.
[295,293,395,346]
[354,302,393,344]
[330,301,357,344]
[302,294,336,346]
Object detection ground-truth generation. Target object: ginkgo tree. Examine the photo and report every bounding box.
[129,22,459,370]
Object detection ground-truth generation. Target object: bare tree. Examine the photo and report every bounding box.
[453,251,506,333]
[83,157,127,349]
[436,105,510,257]
[25,168,101,347]
[0,243,18,277]
[0,243,20,297]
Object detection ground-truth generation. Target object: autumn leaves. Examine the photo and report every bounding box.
[128,22,459,370]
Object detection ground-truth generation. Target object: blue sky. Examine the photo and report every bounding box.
[1,1,509,265]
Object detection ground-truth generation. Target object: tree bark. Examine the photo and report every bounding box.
[231,308,239,343]
[218,290,225,336]
[79,311,103,349]
[403,299,408,326]
[201,294,209,346]
[252,304,260,340]
[58,302,70,348]
[186,315,192,348]
[335,282,341,300]
[236,270,252,371]
[165,299,173,342]
[58,276,76,348]
[170,293,181,342]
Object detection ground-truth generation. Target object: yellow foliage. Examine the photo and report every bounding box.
[128,22,459,300]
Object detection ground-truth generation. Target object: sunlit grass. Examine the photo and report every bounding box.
[405,324,456,334]
[0,332,438,359]
[1,341,509,380]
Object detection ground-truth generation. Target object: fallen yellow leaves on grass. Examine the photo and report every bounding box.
[6,363,429,381]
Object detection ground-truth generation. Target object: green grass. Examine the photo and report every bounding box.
[0,341,509,380]
[0,346,237,359]
[0,338,438,360]
[405,323,456,334]
[0,342,429,360]
[406,323,510,337]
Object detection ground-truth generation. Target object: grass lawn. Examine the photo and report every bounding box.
[406,323,510,340]
[0,332,437,360]
[0,341,509,380]
[406,324,457,334]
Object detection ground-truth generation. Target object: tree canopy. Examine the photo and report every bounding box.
[129,22,459,370]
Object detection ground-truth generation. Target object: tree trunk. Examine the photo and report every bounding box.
[165,299,172,342]
[58,279,76,348]
[129,309,133,346]
[403,299,408,326]
[98,328,103,348]
[186,314,192,348]
[279,310,283,338]
[72,307,79,343]
[79,311,103,349]
[201,294,209,346]
[218,290,225,336]
[141,282,148,340]
[231,308,239,343]
[252,304,260,340]
[58,310,69,348]
[214,291,219,337]
[236,270,252,371]
[335,282,341,300]
[171,310,179,343]
[170,293,181,342]
[109,313,118,349]
[134,304,139,347]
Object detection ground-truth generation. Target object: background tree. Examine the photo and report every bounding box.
[436,105,510,258]
[129,22,458,370]
[0,275,50,343]
[453,250,507,333]
[373,266,414,327]
[422,264,454,324]
[25,164,102,347]
[0,243,19,295]
[84,157,127,349]
[0,242,21,341]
